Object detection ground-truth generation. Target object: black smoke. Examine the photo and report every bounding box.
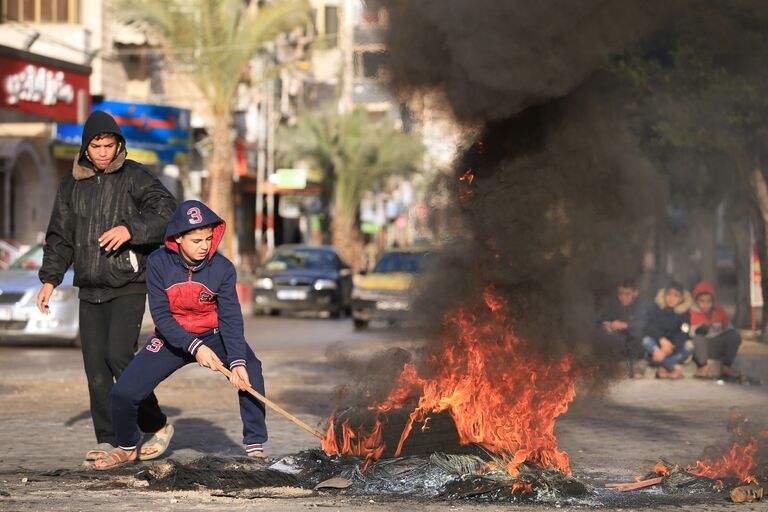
[378,0,690,386]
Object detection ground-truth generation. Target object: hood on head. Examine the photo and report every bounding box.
[73,111,128,180]
[692,281,717,301]
[654,287,693,314]
[165,200,225,259]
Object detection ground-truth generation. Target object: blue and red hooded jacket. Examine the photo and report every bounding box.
[146,200,247,370]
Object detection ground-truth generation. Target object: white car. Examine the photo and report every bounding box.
[0,245,80,346]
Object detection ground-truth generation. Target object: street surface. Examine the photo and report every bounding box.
[1,314,767,511]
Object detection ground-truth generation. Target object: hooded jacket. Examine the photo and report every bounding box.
[40,111,177,303]
[646,287,692,348]
[689,281,733,338]
[145,200,247,370]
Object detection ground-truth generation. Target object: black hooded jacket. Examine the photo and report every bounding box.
[40,111,178,303]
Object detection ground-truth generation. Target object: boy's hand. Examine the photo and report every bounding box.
[99,225,132,252]
[610,320,629,331]
[229,366,251,391]
[195,345,223,371]
[659,337,674,355]
[36,283,55,314]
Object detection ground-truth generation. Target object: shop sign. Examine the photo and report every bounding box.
[56,99,191,165]
[0,49,90,123]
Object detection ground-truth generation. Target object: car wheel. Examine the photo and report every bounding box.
[353,318,369,330]
[269,309,280,317]
[330,306,344,319]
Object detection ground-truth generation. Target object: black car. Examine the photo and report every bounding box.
[253,245,353,317]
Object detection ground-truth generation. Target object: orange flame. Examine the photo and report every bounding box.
[512,482,533,495]
[686,412,764,484]
[321,410,385,471]
[653,462,671,477]
[323,286,580,478]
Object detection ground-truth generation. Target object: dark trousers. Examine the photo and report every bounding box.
[79,294,167,445]
[693,330,742,367]
[111,329,267,450]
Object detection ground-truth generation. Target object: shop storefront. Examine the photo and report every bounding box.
[0,44,90,245]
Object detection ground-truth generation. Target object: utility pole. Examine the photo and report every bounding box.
[254,59,267,262]
[339,0,355,114]
[266,55,276,252]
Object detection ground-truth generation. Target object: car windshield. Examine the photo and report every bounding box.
[373,251,430,273]
[266,249,339,270]
[9,245,44,270]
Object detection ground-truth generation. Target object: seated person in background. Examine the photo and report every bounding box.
[690,281,742,379]
[599,279,654,378]
[642,282,694,379]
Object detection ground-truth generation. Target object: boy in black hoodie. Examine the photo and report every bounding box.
[598,279,654,378]
[642,282,693,379]
[37,111,177,462]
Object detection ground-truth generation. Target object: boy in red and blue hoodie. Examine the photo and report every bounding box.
[690,281,742,379]
[95,200,266,469]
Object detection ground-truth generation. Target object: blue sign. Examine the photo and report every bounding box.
[55,99,191,165]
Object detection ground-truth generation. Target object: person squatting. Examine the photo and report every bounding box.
[95,200,267,470]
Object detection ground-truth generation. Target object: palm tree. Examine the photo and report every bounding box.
[116,0,309,254]
[279,107,425,269]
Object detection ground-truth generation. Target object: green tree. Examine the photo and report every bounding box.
[279,107,425,268]
[116,0,309,255]
[614,1,768,335]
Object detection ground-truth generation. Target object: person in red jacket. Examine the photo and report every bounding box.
[689,281,742,379]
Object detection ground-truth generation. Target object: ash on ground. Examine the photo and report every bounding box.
[25,450,731,506]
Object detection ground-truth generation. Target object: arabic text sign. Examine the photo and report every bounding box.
[55,99,191,164]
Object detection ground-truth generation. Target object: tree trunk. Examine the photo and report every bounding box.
[731,219,752,329]
[726,194,752,329]
[332,206,363,273]
[749,168,768,343]
[692,207,718,286]
[206,114,235,258]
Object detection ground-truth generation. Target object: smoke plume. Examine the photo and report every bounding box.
[378,0,691,388]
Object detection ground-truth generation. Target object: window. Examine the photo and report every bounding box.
[324,5,338,47]
[373,251,431,274]
[2,0,78,23]
[360,50,388,79]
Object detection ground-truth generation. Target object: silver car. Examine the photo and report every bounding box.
[0,244,80,346]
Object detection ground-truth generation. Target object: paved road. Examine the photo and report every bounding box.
[0,314,411,471]
[1,315,767,511]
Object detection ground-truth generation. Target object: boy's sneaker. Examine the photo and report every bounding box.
[246,443,266,458]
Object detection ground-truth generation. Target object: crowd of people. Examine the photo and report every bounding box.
[599,279,743,380]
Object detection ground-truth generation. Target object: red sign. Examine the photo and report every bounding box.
[0,50,90,123]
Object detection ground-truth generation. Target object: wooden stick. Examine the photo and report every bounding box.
[213,361,324,440]
[605,477,663,492]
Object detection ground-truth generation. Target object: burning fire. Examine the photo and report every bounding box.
[653,462,671,477]
[321,408,385,470]
[686,411,766,484]
[323,286,580,477]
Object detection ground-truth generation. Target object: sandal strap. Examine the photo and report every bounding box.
[98,449,132,468]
